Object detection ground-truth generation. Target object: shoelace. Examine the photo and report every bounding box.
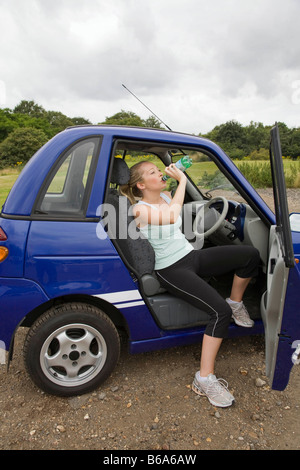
[233,303,250,318]
[205,377,231,397]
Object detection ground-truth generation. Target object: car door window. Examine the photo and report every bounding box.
[34,137,101,217]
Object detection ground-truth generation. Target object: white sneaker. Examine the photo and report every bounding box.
[226,298,254,328]
[192,373,234,408]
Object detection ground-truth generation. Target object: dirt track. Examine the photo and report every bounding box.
[0,189,299,451]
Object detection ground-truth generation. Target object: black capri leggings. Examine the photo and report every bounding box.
[156,245,260,338]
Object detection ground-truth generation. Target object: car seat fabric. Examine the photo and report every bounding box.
[106,190,155,278]
[110,157,131,185]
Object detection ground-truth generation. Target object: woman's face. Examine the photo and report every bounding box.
[138,162,166,191]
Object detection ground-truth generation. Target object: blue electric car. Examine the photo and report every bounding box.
[0,124,299,396]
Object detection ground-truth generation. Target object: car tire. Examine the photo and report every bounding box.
[24,303,120,397]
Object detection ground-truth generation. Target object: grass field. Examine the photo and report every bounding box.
[0,159,299,209]
[0,169,20,208]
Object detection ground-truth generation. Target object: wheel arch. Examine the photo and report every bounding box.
[21,294,128,331]
[8,294,129,364]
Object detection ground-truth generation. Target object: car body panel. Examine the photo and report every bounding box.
[0,219,30,277]
[0,277,49,349]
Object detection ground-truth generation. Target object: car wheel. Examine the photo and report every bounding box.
[24,303,120,397]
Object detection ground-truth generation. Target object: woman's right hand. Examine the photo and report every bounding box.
[164,164,187,183]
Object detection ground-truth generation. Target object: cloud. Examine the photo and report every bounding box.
[0,0,300,133]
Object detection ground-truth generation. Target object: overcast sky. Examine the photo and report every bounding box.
[1,0,300,134]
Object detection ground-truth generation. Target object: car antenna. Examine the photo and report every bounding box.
[122,83,172,131]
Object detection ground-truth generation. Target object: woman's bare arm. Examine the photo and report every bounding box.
[133,164,187,226]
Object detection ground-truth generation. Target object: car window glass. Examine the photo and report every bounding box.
[188,151,236,197]
[175,150,249,205]
[47,154,72,194]
[123,152,163,171]
[35,137,100,216]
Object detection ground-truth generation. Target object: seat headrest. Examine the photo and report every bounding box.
[111,158,130,185]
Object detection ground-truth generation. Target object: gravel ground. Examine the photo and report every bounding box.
[0,331,299,451]
[0,189,299,452]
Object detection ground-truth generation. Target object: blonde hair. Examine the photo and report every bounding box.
[119,161,147,205]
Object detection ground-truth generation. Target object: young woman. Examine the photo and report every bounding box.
[120,161,260,407]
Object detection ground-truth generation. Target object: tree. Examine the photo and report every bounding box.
[244,121,270,152]
[44,111,75,134]
[14,100,46,118]
[101,110,144,127]
[71,116,92,126]
[202,120,279,159]
[100,110,162,128]
[0,127,48,169]
[0,108,18,141]
[143,115,163,129]
[276,122,300,159]
[12,100,91,139]
[288,128,300,159]
[203,120,248,158]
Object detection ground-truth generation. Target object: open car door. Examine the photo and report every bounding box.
[261,123,296,390]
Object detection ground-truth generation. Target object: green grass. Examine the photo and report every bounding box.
[0,169,19,208]
[236,160,300,188]
[189,160,299,188]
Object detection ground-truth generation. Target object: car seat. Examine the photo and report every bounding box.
[106,157,211,329]
[107,157,164,296]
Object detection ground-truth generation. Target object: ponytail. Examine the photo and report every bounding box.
[119,161,146,205]
[119,184,141,205]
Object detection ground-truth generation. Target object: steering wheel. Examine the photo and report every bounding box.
[193,196,229,238]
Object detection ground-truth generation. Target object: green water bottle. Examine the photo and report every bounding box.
[162,155,192,181]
